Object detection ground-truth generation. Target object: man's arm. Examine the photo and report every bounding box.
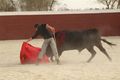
[26,30,39,42]
[46,24,55,34]
[46,24,56,41]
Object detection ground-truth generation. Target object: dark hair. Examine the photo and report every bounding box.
[34,24,39,28]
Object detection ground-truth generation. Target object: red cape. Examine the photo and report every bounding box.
[20,42,49,64]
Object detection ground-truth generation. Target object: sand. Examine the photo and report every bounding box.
[0,36,120,80]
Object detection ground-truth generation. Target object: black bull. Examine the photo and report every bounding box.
[46,28,115,62]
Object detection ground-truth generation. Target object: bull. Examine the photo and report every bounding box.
[46,28,115,62]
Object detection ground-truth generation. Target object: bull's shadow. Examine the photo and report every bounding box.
[46,28,116,62]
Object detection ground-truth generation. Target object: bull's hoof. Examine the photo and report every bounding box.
[109,58,112,62]
[56,59,61,65]
[86,60,91,63]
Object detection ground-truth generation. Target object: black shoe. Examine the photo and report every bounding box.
[36,59,41,65]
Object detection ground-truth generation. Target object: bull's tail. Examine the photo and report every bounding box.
[101,39,116,46]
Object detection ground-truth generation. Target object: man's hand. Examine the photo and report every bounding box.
[26,38,32,42]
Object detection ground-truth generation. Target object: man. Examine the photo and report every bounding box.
[26,23,60,65]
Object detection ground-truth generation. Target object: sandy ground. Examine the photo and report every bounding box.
[0,36,120,80]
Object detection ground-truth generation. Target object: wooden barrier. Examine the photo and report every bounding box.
[0,10,120,40]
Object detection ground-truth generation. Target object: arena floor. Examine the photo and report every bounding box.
[0,36,120,80]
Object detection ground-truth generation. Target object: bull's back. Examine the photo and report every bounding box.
[56,28,100,48]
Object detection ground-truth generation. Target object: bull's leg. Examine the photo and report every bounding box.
[58,48,63,58]
[96,43,112,61]
[86,47,96,63]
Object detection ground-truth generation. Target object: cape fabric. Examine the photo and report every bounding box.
[20,42,49,64]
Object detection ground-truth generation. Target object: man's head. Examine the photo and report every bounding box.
[34,24,39,28]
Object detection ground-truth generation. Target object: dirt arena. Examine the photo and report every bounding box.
[0,36,120,80]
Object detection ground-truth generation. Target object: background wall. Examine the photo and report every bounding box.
[0,12,120,40]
